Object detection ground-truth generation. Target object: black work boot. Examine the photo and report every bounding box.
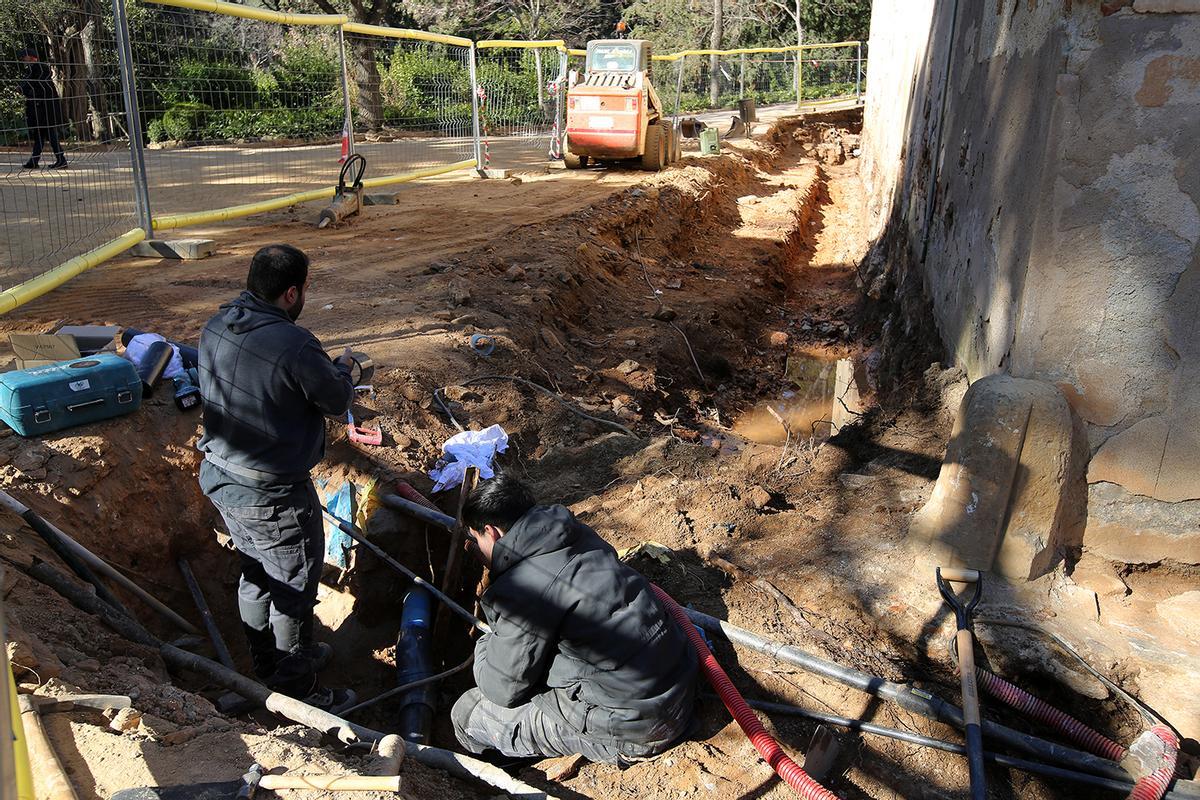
[305,642,333,672]
[49,157,67,169]
[21,159,37,169]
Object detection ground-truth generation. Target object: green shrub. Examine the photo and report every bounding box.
[272,46,339,108]
[161,101,211,141]
[159,60,257,111]
[146,118,167,143]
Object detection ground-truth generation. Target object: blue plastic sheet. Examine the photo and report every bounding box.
[324,481,354,569]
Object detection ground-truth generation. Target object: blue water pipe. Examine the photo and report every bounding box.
[396,587,435,743]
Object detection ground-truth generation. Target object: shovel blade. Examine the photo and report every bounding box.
[802,724,842,783]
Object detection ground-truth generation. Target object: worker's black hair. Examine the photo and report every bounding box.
[18,48,39,60]
[247,244,308,302]
[462,473,536,531]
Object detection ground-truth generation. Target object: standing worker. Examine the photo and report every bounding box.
[451,473,697,764]
[197,244,355,712]
[17,49,67,170]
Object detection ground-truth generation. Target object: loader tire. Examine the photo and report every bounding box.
[641,122,665,171]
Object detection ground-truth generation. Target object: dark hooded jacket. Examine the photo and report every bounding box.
[474,505,697,755]
[197,291,352,486]
[19,61,64,131]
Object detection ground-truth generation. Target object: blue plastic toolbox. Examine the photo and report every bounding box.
[0,354,142,436]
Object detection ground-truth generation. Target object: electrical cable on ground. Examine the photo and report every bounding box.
[342,656,475,717]
[736,697,1196,799]
[453,375,638,437]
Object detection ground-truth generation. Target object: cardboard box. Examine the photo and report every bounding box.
[9,334,81,370]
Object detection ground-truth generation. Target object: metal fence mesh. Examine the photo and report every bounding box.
[0,2,136,289]
[1,1,865,308]
[129,5,347,225]
[341,31,474,179]
[670,45,863,116]
[475,46,565,169]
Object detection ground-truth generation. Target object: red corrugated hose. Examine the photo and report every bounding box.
[650,583,841,800]
[974,667,1127,761]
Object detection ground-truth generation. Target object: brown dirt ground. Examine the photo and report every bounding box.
[0,111,1160,800]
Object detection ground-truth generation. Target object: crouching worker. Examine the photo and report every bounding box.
[452,474,698,764]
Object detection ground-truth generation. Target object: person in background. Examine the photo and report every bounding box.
[451,473,697,764]
[197,244,355,712]
[18,49,67,170]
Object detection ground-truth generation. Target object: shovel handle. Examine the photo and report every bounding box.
[259,774,402,792]
[956,629,987,800]
[940,567,980,584]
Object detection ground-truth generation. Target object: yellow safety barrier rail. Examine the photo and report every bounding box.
[341,23,472,47]
[151,160,478,231]
[477,39,567,50]
[0,229,147,316]
[653,41,861,61]
[142,0,347,25]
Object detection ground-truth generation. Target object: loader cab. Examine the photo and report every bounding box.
[586,40,653,77]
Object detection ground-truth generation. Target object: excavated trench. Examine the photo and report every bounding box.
[4,109,1165,799]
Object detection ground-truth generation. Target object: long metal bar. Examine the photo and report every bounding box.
[111,0,153,235]
[468,44,484,169]
[319,504,489,634]
[674,56,685,120]
[177,558,236,671]
[855,41,862,102]
[337,28,356,159]
[0,490,198,634]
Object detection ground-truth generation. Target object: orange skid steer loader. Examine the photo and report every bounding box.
[564,40,680,170]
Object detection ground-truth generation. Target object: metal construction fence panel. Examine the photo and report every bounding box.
[664,42,865,118]
[0,2,863,315]
[475,41,567,170]
[340,26,476,183]
[130,1,349,230]
[0,0,139,298]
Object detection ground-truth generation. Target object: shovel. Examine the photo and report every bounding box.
[937,567,986,800]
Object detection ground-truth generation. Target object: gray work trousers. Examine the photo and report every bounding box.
[452,688,669,765]
[209,481,323,696]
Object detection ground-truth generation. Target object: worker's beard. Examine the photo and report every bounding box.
[286,295,304,321]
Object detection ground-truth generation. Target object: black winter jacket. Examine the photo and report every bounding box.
[198,291,352,484]
[475,505,697,754]
[19,61,64,131]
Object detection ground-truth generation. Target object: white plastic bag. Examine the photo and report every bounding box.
[429,424,509,492]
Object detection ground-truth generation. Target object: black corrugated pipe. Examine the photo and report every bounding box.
[683,608,1151,786]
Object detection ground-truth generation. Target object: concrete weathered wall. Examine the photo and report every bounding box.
[860,0,1200,736]
[862,1,1200,566]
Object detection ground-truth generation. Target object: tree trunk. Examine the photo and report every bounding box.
[80,17,110,141]
[48,26,91,142]
[347,37,383,132]
[709,0,723,106]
